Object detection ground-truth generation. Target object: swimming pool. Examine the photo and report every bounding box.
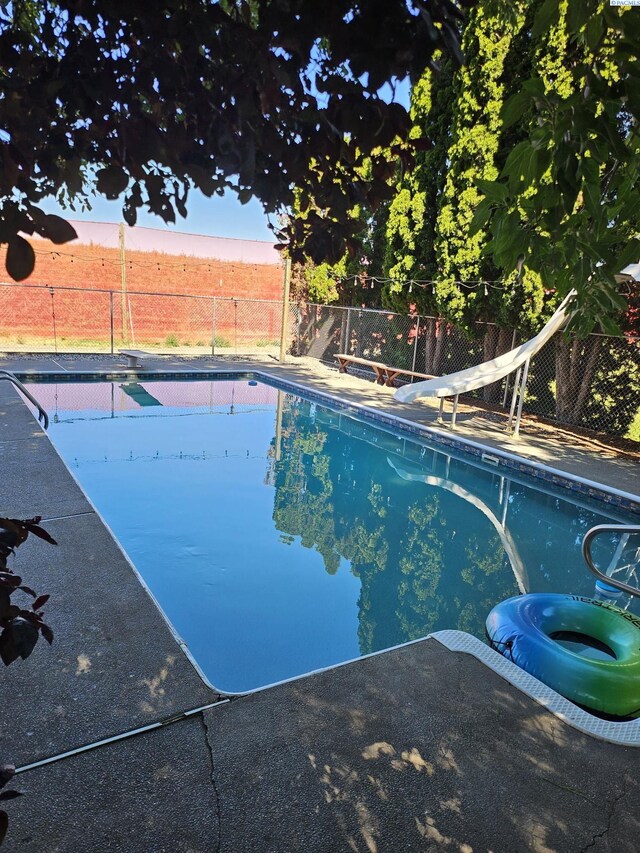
[40,377,640,693]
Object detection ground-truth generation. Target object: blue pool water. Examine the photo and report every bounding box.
[41,378,639,692]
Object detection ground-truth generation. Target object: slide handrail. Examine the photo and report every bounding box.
[0,371,49,429]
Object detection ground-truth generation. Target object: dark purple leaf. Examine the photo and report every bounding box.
[43,215,77,245]
[1,605,21,621]
[24,525,57,546]
[18,586,36,598]
[3,617,38,662]
[96,164,129,199]
[0,630,19,666]
[0,522,19,548]
[40,624,54,645]
[0,809,7,845]
[122,202,137,227]
[32,595,49,611]
[0,520,28,547]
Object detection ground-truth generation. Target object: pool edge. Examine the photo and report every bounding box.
[17,368,640,738]
[20,367,640,513]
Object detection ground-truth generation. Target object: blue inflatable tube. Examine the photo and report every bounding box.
[486,593,640,718]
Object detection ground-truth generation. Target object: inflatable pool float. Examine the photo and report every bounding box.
[486,593,640,718]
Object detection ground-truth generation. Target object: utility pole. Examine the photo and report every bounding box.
[119,222,128,344]
[279,258,292,363]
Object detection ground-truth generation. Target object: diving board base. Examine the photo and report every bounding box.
[120,349,155,369]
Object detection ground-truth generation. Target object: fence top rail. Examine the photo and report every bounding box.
[304,302,518,328]
[303,301,639,343]
[0,281,285,304]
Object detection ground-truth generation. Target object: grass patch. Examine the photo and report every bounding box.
[625,408,640,443]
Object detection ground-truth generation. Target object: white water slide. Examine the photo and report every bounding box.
[394,291,576,436]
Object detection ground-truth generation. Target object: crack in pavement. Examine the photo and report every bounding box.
[579,782,628,853]
[200,711,223,853]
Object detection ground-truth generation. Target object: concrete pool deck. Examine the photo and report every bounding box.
[1,352,639,851]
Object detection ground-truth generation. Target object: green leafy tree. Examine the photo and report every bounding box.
[433,0,541,329]
[475,0,640,335]
[383,56,456,316]
[467,0,639,427]
[290,157,393,308]
[384,4,548,395]
[304,258,345,305]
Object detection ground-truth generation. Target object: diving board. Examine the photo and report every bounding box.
[120,349,155,369]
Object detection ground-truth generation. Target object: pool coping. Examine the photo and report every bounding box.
[215,630,640,747]
[15,367,640,746]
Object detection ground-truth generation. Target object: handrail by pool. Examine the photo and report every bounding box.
[582,524,640,598]
[0,370,49,429]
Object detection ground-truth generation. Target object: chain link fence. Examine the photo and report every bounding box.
[0,283,294,360]
[293,302,640,443]
[1,285,638,442]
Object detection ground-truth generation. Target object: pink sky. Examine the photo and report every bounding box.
[39,220,282,266]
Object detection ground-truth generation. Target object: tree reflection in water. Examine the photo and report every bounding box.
[269,394,631,656]
[270,397,512,654]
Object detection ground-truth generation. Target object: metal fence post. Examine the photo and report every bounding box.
[296,302,303,356]
[49,287,57,354]
[109,291,114,354]
[279,258,292,363]
[411,315,420,377]
[345,308,352,354]
[501,329,517,407]
[234,298,238,354]
[119,222,128,344]
[211,297,216,356]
